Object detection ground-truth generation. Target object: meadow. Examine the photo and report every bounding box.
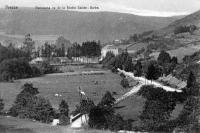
[0,66,126,113]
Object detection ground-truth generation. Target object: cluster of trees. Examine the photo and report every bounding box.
[157,50,178,75]
[67,41,101,58]
[0,41,60,81]
[0,44,43,81]
[89,91,133,131]
[0,58,41,81]
[0,44,29,63]
[136,69,199,132]
[102,51,134,72]
[174,25,197,34]
[38,42,67,57]
[72,91,133,131]
[9,83,70,124]
[102,49,178,81]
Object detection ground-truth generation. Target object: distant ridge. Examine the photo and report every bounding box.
[0,8,182,43]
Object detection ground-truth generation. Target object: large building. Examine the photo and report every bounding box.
[100,45,122,60]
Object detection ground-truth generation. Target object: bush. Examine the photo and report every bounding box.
[59,100,70,125]
[121,78,129,88]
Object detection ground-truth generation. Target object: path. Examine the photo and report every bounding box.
[115,69,182,104]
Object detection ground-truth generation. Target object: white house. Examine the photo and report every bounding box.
[100,45,122,60]
[70,113,89,128]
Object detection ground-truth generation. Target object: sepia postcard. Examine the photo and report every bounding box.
[0,0,200,133]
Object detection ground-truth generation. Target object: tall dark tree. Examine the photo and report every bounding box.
[59,100,70,125]
[171,56,178,64]
[157,50,171,65]
[186,71,199,96]
[187,71,196,88]
[72,99,95,115]
[146,63,160,81]
[0,99,4,114]
[22,34,35,59]
[59,100,69,116]
[134,60,143,76]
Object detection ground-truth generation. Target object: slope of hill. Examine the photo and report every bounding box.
[157,10,200,35]
[0,8,182,43]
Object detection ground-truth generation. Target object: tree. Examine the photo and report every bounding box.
[140,100,170,131]
[22,34,35,59]
[98,91,115,107]
[0,99,4,114]
[134,60,143,76]
[32,96,55,123]
[171,56,178,64]
[175,96,200,132]
[157,50,171,65]
[21,83,39,96]
[89,105,109,129]
[9,83,55,123]
[146,63,160,81]
[72,99,95,116]
[186,71,199,96]
[9,83,39,117]
[137,85,178,131]
[59,100,70,125]
[187,71,196,88]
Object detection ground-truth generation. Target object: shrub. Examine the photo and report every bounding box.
[121,78,129,88]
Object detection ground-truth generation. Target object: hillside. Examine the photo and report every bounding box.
[157,10,200,35]
[0,8,182,43]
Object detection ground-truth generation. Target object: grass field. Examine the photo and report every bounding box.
[0,67,127,113]
[0,65,184,132]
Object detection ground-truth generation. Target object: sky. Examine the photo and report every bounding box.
[1,0,200,17]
